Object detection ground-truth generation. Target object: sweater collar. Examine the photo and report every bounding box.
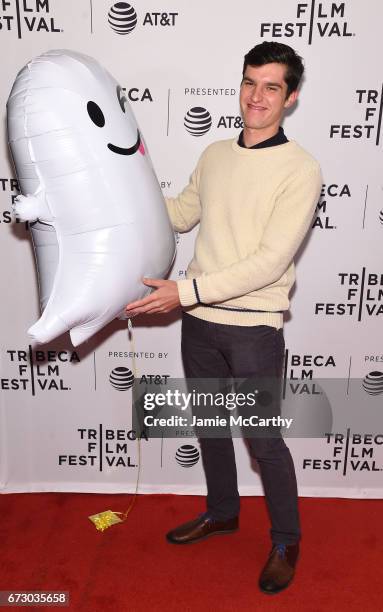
[237,126,288,149]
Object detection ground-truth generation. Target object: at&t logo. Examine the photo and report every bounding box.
[184,107,212,136]
[107,2,178,35]
[362,371,383,396]
[0,0,62,38]
[109,367,134,390]
[175,444,200,467]
[260,1,354,44]
[184,107,243,137]
[109,370,170,390]
[108,2,136,34]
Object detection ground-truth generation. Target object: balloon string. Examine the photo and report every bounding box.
[120,318,141,520]
[88,318,142,531]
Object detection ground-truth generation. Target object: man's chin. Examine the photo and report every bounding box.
[243,122,268,131]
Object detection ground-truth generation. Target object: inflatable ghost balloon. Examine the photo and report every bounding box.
[7,50,175,347]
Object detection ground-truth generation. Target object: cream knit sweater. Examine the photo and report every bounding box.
[166,138,321,328]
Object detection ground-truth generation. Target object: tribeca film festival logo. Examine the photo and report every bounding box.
[0,177,25,228]
[283,349,336,396]
[1,348,78,394]
[121,86,153,103]
[315,270,383,320]
[303,431,383,474]
[312,182,351,230]
[58,426,148,470]
[0,0,62,38]
[175,444,200,468]
[107,2,178,35]
[184,107,243,137]
[330,88,383,145]
[260,1,354,44]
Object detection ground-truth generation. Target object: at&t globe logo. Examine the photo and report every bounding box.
[109,367,134,390]
[175,445,200,467]
[184,107,212,137]
[108,2,137,35]
[362,371,383,395]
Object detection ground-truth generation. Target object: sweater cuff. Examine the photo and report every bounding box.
[177,279,200,307]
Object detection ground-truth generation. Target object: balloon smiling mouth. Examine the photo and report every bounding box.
[108,130,142,155]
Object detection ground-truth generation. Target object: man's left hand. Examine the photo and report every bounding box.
[125,278,181,317]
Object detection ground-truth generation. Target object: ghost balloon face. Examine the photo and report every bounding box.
[7,50,175,346]
[88,89,144,155]
[87,86,145,157]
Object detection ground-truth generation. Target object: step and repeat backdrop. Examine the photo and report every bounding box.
[0,0,382,497]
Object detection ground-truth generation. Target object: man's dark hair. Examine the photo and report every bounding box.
[243,41,304,97]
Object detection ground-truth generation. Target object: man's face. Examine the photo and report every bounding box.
[239,62,298,135]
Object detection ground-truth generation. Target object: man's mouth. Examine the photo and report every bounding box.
[108,129,141,155]
[248,104,267,111]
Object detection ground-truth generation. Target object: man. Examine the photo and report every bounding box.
[125,41,321,595]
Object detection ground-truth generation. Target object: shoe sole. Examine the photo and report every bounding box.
[166,527,239,545]
[259,577,293,595]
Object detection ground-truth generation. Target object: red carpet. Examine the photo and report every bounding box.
[1,493,382,611]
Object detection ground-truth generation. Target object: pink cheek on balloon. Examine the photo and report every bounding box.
[139,141,145,155]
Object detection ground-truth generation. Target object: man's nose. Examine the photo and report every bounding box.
[250,85,263,102]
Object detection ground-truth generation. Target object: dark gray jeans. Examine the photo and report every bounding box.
[181,311,300,546]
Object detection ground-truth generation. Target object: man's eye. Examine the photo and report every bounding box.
[117,85,127,113]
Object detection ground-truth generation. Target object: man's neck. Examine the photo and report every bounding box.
[242,126,280,148]
[238,126,288,150]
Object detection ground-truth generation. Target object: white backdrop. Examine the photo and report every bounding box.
[1,0,382,497]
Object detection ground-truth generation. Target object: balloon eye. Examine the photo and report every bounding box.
[117,85,127,113]
[87,101,105,127]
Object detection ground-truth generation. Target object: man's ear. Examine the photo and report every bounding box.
[284,89,299,109]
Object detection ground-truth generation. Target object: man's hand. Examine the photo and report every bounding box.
[125,278,181,317]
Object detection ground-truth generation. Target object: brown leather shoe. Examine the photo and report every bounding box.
[259,543,299,594]
[166,513,239,544]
